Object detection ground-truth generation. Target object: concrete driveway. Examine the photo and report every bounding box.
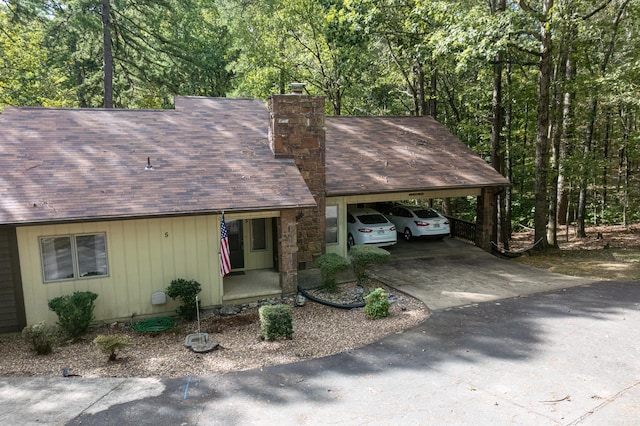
[372,237,592,311]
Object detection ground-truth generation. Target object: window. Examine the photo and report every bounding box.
[251,218,267,251]
[326,205,339,244]
[40,233,108,282]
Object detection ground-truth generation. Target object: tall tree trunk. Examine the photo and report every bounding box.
[618,108,631,225]
[557,43,575,227]
[577,0,630,236]
[429,67,437,118]
[547,29,571,247]
[601,110,611,220]
[503,60,514,248]
[416,62,427,116]
[102,0,113,108]
[532,0,553,250]
[491,57,503,246]
[577,95,597,237]
[490,0,506,247]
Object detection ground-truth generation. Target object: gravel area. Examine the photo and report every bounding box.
[0,283,428,379]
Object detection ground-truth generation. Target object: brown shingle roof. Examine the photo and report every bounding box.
[0,97,316,225]
[325,116,509,196]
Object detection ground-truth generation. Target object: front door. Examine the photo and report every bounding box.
[226,220,245,270]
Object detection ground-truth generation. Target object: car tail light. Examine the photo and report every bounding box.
[444,220,450,224]
[414,221,430,227]
[389,226,396,231]
[357,228,373,233]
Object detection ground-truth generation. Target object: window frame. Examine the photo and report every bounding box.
[325,205,339,245]
[250,218,268,252]
[39,232,109,283]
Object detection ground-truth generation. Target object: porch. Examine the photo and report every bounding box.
[222,269,281,304]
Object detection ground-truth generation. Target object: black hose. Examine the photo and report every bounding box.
[297,284,365,309]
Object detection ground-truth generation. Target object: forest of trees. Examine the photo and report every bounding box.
[1,0,639,249]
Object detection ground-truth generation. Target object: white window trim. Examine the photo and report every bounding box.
[39,233,109,283]
[326,205,339,245]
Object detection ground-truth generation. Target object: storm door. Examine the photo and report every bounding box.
[226,220,245,270]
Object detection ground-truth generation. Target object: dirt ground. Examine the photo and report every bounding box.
[508,224,640,281]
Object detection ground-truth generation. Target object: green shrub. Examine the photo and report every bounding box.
[364,287,391,319]
[22,321,59,355]
[166,278,202,321]
[48,291,98,338]
[259,304,293,340]
[93,334,133,361]
[317,253,351,292]
[348,245,391,285]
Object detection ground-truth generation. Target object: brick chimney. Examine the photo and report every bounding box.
[268,87,326,270]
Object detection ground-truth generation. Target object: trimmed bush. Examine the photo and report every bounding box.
[348,245,391,285]
[317,253,351,292]
[93,334,133,361]
[166,278,202,321]
[22,321,59,355]
[364,287,391,319]
[259,304,293,340]
[48,291,98,338]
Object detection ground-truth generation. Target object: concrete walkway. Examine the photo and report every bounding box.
[2,240,639,425]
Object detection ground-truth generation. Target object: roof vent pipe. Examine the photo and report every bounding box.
[289,82,306,95]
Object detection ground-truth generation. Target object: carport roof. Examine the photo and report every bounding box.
[325,116,509,196]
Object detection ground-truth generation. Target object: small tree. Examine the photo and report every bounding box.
[22,322,59,355]
[348,245,390,285]
[166,278,202,320]
[48,291,98,338]
[93,334,132,361]
[317,253,351,292]
[259,304,293,340]
[364,287,391,319]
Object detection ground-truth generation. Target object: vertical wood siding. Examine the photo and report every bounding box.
[0,227,25,332]
[17,216,222,325]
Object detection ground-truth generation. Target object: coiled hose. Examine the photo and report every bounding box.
[133,317,175,333]
[297,284,365,309]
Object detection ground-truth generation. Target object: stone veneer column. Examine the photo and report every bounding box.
[475,187,495,252]
[278,209,298,294]
[268,94,326,270]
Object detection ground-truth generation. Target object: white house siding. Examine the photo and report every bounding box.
[16,216,222,325]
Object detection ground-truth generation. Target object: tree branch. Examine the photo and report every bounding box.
[582,0,614,20]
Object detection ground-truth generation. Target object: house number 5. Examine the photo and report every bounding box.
[164,232,169,238]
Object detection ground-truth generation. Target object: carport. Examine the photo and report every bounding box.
[323,115,510,258]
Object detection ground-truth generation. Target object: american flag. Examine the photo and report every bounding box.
[219,213,231,277]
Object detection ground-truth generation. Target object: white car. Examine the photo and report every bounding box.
[384,205,450,241]
[347,209,397,249]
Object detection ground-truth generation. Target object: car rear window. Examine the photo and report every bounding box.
[357,214,388,225]
[414,209,440,219]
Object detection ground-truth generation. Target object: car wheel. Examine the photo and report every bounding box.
[403,228,413,241]
[347,234,355,249]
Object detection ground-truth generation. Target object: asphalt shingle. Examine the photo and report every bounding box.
[0,97,316,224]
[325,116,509,196]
